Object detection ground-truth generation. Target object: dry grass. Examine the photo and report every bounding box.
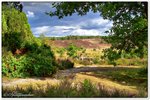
[74,73,138,94]
[2,66,147,98]
[3,78,145,98]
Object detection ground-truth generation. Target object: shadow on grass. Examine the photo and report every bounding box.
[78,68,147,90]
[60,66,141,73]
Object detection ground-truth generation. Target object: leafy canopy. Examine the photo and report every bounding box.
[47,2,148,59]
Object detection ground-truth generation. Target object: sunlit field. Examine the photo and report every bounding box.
[2,2,148,98]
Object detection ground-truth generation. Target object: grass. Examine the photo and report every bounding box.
[3,79,145,98]
[90,67,148,90]
[52,45,146,67]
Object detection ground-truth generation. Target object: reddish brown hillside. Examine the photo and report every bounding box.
[52,38,111,48]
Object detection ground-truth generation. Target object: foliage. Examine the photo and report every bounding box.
[24,45,57,77]
[2,5,34,52]
[2,52,28,78]
[56,48,66,57]
[48,2,148,60]
[56,59,74,69]
[2,44,57,77]
[47,35,108,41]
[2,2,23,12]
[115,58,147,66]
[92,57,100,64]
[66,43,82,58]
[2,4,58,77]
[93,67,147,89]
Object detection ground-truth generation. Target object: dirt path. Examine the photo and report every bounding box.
[2,66,141,96]
[54,66,140,77]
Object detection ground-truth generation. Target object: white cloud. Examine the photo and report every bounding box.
[71,29,101,36]
[91,18,110,25]
[31,15,113,37]
[26,11,35,18]
[32,25,104,37]
[32,26,50,35]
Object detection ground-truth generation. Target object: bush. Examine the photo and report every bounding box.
[57,59,74,70]
[24,44,57,77]
[66,43,81,58]
[93,57,100,64]
[2,5,58,78]
[80,79,97,97]
[115,58,147,66]
[56,48,66,57]
[2,52,28,78]
[80,59,93,65]
[2,44,58,77]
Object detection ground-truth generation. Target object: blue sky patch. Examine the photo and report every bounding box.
[22,2,113,37]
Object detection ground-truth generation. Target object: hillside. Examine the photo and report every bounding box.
[52,38,111,48]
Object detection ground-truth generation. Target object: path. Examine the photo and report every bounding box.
[2,65,141,96]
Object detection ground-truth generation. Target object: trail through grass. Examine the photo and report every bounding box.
[2,65,147,97]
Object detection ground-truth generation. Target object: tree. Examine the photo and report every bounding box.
[2,2,23,12]
[47,2,148,59]
[2,4,33,52]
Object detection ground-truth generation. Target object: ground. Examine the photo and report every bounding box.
[2,65,147,97]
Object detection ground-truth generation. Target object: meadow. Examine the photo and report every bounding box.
[2,2,148,98]
[2,36,148,97]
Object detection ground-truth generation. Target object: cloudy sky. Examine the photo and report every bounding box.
[22,2,113,37]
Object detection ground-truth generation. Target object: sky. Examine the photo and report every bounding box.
[22,2,113,37]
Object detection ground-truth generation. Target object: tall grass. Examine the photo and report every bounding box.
[2,79,146,98]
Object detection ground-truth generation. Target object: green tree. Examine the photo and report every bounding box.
[2,4,34,52]
[47,2,148,60]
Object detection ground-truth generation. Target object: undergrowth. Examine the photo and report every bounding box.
[3,79,146,98]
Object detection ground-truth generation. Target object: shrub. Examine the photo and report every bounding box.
[80,59,92,65]
[57,59,74,70]
[66,43,81,58]
[79,79,97,97]
[93,57,100,64]
[115,58,147,66]
[2,52,28,78]
[56,48,66,57]
[2,44,58,77]
[2,4,58,78]
[25,44,57,77]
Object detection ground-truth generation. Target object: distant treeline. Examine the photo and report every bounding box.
[39,35,109,40]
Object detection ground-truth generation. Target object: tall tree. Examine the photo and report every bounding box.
[47,2,148,59]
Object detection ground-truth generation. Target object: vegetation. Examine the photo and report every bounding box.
[2,2,148,98]
[46,35,108,41]
[2,3,58,78]
[57,59,74,70]
[92,67,147,89]
[3,79,146,97]
[66,43,82,59]
[48,2,148,61]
